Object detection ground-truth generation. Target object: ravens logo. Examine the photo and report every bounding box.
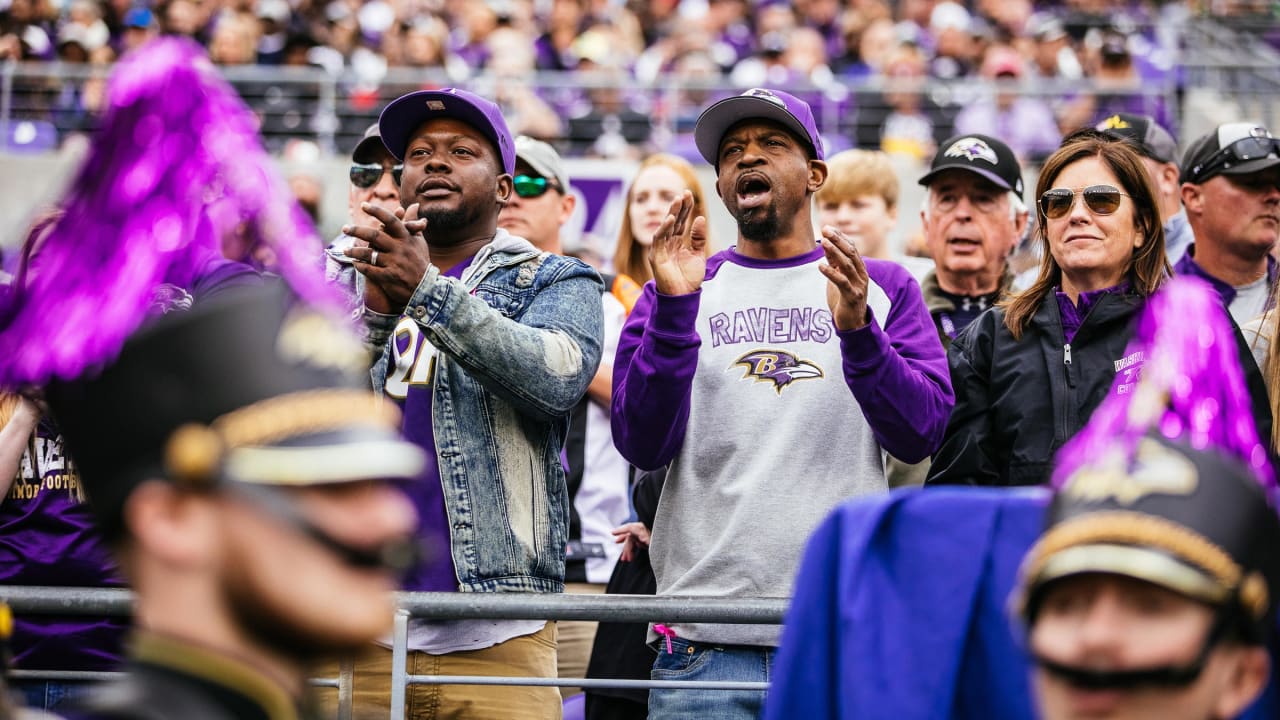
[733,350,824,394]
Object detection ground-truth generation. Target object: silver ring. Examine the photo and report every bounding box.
[370,250,379,267]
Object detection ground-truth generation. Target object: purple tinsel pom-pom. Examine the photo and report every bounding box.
[1052,276,1275,491]
[0,37,341,385]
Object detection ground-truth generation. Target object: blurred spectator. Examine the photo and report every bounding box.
[928,1,977,80]
[703,0,752,71]
[60,0,110,54]
[208,11,258,65]
[975,0,1033,38]
[392,15,468,80]
[449,0,497,68]
[566,40,652,158]
[281,31,317,66]
[954,45,1061,163]
[536,0,589,70]
[484,26,562,141]
[1060,26,1173,134]
[255,0,291,64]
[868,43,948,161]
[51,13,112,138]
[664,50,728,138]
[1,0,55,61]
[835,13,894,81]
[1025,13,1082,80]
[628,0,681,47]
[633,19,712,85]
[119,6,158,55]
[160,0,206,40]
[795,0,843,62]
[731,26,833,89]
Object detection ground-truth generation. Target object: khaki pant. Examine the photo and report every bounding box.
[556,582,605,699]
[312,623,561,720]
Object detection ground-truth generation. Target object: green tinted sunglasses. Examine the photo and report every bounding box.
[513,174,562,198]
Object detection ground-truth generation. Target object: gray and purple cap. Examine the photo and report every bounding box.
[693,88,825,167]
[378,88,516,176]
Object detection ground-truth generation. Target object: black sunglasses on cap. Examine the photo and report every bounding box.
[1039,185,1130,219]
[513,174,562,198]
[1187,136,1280,184]
[350,163,403,189]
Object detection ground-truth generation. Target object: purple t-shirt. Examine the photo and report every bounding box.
[0,420,126,671]
[388,258,472,593]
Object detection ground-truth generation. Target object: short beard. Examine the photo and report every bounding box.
[736,205,783,242]
[419,203,486,243]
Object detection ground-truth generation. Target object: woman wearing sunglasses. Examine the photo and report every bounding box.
[927,135,1170,486]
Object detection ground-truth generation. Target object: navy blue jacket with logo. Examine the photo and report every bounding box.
[926,289,1272,486]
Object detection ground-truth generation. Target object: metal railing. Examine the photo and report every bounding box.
[2,586,790,718]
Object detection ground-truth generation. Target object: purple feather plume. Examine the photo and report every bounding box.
[1052,276,1275,490]
[0,37,342,385]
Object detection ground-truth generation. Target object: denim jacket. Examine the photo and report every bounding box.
[365,228,604,593]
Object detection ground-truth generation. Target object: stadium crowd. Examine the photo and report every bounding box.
[0,0,1255,158]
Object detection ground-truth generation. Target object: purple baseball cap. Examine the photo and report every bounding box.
[378,88,515,175]
[693,88,825,166]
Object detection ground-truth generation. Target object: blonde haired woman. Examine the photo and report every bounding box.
[614,154,711,287]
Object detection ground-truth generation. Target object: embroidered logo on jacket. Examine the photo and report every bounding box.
[732,349,824,394]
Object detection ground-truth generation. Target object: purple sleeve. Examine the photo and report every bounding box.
[610,281,702,471]
[839,261,954,463]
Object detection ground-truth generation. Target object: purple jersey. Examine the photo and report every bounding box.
[0,420,126,671]
[384,258,473,593]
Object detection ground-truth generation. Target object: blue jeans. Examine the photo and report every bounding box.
[12,680,97,711]
[648,637,775,720]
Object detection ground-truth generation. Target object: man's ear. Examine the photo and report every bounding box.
[496,174,513,207]
[1181,182,1203,216]
[807,159,829,194]
[558,191,577,226]
[1013,207,1031,245]
[123,480,218,568]
[1160,162,1181,193]
[1212,647,1270,720]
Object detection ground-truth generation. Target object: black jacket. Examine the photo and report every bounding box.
[925,290,1272,486]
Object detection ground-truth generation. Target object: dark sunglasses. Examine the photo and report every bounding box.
[350,163,403,189]
[1187,136,1280,184]
[513,174,562,198]
[1039,185,1130,219]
